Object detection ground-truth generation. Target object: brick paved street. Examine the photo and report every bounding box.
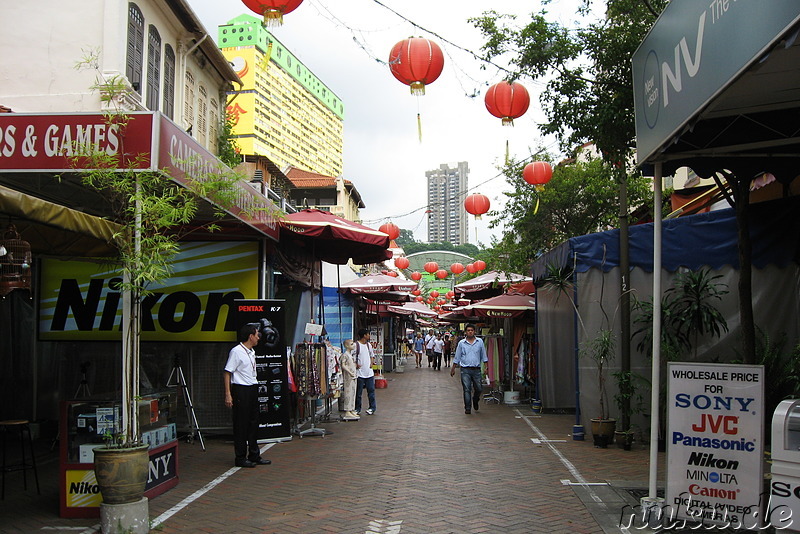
[2,361,667,533]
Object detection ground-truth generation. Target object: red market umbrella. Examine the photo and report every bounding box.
[454,270,532,299]
[464,292,536,319]
[338,274,417,295]
[387,300,438,318]
[280,209,392,265]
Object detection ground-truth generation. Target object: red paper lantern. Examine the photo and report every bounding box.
[389,37,445,96]
[410,271,422,281]
[387,271,398,277]
[450,263,464,275]
[423,261,439,274]
[466,263,477,274]
[464,193,490,219]
[485,81,530,126]
[411,289,421,296]
[379,222,401,240]
[394,256,410,270]
[242,0,303,26]
[415,295,424,302]
[436,269,448,279]
[474,260,487,271]
[446,291,455,299]
[523,161,553,191]
[430,290,439,298]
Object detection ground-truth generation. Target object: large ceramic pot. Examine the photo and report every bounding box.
[93,444,149,504]
[614,430,635,451]
[590,418,617,448]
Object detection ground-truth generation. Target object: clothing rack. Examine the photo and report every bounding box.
[292,342,329,438]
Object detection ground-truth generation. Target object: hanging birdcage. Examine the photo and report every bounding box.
[0,224,32,297]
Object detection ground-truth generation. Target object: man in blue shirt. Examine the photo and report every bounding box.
[450,325,488,414]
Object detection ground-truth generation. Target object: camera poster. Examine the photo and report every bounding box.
[235,299,291,442]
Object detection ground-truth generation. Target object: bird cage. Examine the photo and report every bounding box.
[0,224,32,297]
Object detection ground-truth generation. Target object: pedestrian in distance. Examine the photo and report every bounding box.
[443,333,453,367]
[223,323,271,467]
[424,329,436,367]
[413,332,425,368]
[450,325,488,414]
[340,339,360,421]
[432,332,444,371]
[354,328,377,415]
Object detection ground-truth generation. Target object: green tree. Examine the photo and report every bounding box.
[490,155,650,262]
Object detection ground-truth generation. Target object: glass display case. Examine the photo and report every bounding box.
[59,392,180,518]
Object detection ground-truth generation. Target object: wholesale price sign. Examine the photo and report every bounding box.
[666,362,764,528]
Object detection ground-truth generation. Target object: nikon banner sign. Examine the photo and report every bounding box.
[39,241,259,342]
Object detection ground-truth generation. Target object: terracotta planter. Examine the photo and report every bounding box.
[93,444,149,504]
[590,418,616,448]
[614,430,635,450]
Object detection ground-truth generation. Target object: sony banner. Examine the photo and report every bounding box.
[234,299,292,442]
[666,362,764,528]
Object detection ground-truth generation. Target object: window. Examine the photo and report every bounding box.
[197,85,208,145]
[209,99,219,153]
[184,71,194,132]
[146,25,161,110]
[163,45,175,119]
[126,3,145,94]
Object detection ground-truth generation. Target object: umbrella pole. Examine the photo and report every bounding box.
[337,266,343,348]
[318,260,323,326]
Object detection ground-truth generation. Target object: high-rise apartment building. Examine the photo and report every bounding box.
[426,162,469,245]
[217,15,344,177]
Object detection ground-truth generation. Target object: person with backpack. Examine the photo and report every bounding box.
[354,328,377,415]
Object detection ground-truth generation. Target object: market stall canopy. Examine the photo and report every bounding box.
[464,292,536,319]
[387,301,438,318]
[279,209,392,265]
[338,273,417,295]
[0,185,122,257]
[454,270,532,299]
[633,2,800,181]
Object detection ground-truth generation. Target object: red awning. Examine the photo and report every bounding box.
[339,273,417,295]
[465,292,536,319]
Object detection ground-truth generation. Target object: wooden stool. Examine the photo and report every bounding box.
[0,419,40,499]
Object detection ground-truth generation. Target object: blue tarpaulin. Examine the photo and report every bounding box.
[531,196,800,279]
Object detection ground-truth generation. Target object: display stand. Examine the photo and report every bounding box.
[292,343,329,438]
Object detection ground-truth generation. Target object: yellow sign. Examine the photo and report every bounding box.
[39,241,259,341]
[65,469,102,508]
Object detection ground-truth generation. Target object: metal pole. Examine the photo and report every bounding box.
[648,163,663,501]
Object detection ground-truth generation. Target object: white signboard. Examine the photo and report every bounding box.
[667,362,764,528]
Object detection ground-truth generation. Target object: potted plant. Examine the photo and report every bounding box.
[582,328,617,447]
[612,369,649,450]
[73,52,244,515]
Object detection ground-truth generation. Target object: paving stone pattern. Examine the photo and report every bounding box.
[2,361,670,533]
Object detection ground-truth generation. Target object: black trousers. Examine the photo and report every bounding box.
[432,351,442,370]
[231,384,259,461]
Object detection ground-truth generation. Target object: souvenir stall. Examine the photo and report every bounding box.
[290,340,342,437]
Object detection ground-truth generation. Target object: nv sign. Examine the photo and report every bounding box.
[632,0,800,164]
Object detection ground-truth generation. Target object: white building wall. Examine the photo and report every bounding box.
[0,0,232,154]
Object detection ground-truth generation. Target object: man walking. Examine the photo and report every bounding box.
[224,323,271,467]
[424,329,436,367]
[450,325,488,414]
[354,328,377,415]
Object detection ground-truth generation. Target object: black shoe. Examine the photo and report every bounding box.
[249,457,271,465]
[465,409,471,414]
[235,459,256,468]
[473,402,480,411]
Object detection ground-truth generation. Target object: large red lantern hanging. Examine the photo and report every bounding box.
[415,295,424,302]
[446,290,455,299]
[379,222,401,240]
[430,290,439,298]
[410,271,422,281]
[474,260,487,272]
[485,81,530,126]
[242,0,303,26]
[394,256,410,270]
[436,269,448,279]
[411,289,421,296]
[466,263,477,274]
[464,193,490,220]
[450,263,464,275]
[423,261,439,274]
[388,37,445,96]
[523,161,553,191]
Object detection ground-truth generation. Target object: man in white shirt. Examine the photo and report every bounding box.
[224,323,271,468]
[354,328,377,415]
[432,333,445,371]
[424,330,436,367]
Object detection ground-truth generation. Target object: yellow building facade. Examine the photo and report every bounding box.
[218,15,344,177]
